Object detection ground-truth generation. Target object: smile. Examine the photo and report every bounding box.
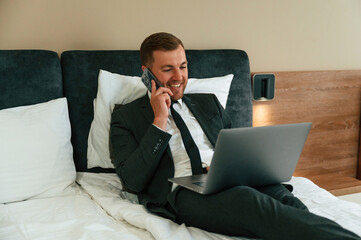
[169,83,181,88]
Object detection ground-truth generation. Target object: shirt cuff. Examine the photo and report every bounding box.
[152,123,167,132]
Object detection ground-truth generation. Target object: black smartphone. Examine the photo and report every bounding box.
[141,68,163,91]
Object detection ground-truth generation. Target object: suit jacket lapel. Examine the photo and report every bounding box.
[183,95,218,147]
[139,93,219,153]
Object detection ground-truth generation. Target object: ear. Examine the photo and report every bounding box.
[141,65,146,71]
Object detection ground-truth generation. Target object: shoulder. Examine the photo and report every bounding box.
[184,93,232,128]
[112,94,147,116]
[184,93,218,104]
[184,93,222,110]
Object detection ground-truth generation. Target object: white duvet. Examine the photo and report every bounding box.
[1,173,360,240]
[76,173,361,240]
[0,184,152,240]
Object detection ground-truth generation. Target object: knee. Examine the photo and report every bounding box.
[281,195,309,211]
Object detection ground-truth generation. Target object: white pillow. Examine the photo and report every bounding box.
[185,74,233,108]
[0,98,76,203]
[87,69,233,169]
[87,70,147,169]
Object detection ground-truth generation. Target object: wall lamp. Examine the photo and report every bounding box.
[252,73,275,101]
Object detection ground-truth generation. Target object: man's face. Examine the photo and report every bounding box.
[148,45,188,101]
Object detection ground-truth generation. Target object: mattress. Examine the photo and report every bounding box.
[76,173,361,240]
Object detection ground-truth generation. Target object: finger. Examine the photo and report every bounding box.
[158,86,173,96]
[165,94,171,108]
[151,80,173,97]
[151,80,156,95]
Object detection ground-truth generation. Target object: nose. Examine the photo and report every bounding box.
[173,68,182,80]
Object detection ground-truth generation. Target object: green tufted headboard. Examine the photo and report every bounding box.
[61,49,252,172]
[0,50,63,110]
[0,49,252,172]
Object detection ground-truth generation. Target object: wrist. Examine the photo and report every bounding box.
[153,117,167,130]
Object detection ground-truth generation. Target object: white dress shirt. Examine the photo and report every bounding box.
[168,100,215,190]
[149,92,214,190]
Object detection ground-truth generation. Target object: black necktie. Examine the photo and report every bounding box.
[170,102,203,175]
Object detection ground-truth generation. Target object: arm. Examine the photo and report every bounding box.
[110,80,173,193]
[110,109,171,193]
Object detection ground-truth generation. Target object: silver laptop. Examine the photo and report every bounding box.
[168,122,312,195]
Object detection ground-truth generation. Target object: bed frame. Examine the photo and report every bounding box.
[1,49,361,239]
[2,50,360,195]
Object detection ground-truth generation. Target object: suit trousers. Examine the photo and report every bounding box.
[170,184,360,240]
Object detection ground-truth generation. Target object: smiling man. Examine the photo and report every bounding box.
[143,45,188,100]
[141,42,188,130]
[109,32,361,240]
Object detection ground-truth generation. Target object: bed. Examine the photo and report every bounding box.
[0,49,360,240]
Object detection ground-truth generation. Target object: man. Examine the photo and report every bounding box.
[110,32,360,240]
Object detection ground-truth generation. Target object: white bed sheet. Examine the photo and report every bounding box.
[0,183,152,240]
[76,173,361,240]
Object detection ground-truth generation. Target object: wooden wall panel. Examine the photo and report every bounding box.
[252,70,361,178]
[359,110,361,179]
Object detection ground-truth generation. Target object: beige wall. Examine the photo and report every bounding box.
[1,0,361,72]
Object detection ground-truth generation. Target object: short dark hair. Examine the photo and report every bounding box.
[140,32,184,67]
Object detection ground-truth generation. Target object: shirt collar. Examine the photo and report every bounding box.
[174,99,183,107]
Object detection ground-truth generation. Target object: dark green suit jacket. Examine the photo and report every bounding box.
[109,93,232,220]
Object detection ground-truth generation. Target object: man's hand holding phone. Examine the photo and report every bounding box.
[141,68,173,130]
[150,80,173,130]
